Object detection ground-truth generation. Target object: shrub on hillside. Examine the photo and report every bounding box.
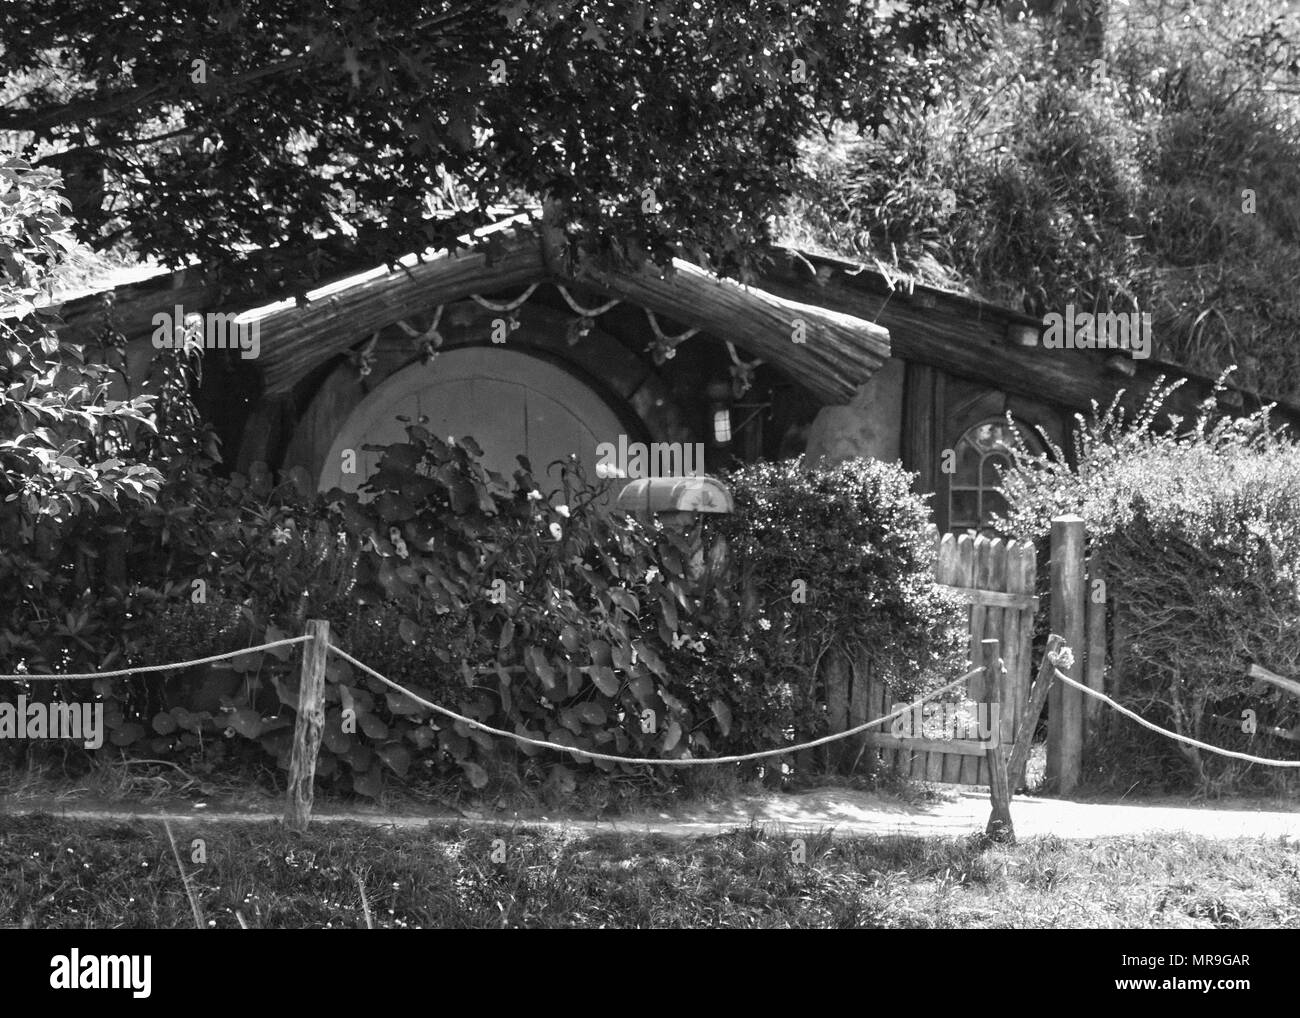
[782,1,1300,404]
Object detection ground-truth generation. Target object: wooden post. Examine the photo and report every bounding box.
[1047,515,1086,795]
[1084,557,1107,729]
[1110,595,1127,738]
[822,649,851,773]
[981,639,1014,842]
[847,651,871,774]
[1007,634,1066,789]
[285,619,329,833]
[1004,541,1037,788]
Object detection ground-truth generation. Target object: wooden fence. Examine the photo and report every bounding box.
[820,531,1039,787]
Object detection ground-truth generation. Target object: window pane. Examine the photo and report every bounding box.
[954,439,981,484]
[980,489,1009,524]
[971,423,997,452]
[981,452,1011,487]
[950,489,980,529]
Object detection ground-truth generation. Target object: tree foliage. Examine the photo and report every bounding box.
[1,0,986,290]
[0,159,160,536]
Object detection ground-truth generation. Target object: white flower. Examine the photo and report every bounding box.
[555,504,570,518]
[758,618,772,631]
[549,522,563,540]
[527,489,544,501]
[645,566,660,582]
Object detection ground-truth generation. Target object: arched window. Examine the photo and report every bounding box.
[947,419,1041,533]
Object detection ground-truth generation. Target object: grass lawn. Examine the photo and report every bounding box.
[2,814,1298,929]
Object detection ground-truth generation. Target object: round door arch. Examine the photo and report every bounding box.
[318,347,630,496]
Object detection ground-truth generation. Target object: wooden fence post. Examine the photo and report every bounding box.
[1085,557,1107,731]
[981,638,1014,842]
[1047,515,1086,795]
[1110,595,1127,738]
[285,619,329,833]
[822,648,851,773]
[1007,634,1066,789]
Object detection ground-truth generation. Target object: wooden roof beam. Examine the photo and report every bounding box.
[245,231,890,405]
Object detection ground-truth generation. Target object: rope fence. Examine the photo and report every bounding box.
[0,636,314,681]
[1053,669,1300,769]
[326,642,982,767]
[5,620,1300,839]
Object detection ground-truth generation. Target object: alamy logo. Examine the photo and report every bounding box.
[151,304,260,359]
[1040,305,1151,360]
[595,435,704,479]
[0,695,104,749]
[50,951,151,998]
[890,702,999,746]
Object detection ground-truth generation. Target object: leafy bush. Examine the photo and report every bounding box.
[996,378,1300,792]
[308,447,965,796]
[705,457,965,780]
[315,432,737,797]
[715,456,965,699]
[0,159,163,666]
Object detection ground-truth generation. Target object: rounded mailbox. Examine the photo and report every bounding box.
[615,475,734,515]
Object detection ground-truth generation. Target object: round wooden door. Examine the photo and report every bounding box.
[318,348,628,497]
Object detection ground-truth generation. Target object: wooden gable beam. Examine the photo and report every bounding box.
[244,232,890,405]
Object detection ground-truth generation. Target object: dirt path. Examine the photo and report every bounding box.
[6,787,1299,840]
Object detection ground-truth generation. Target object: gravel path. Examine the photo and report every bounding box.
[6,787,1299,840]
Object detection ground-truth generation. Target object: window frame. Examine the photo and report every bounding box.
[946,416,1043,534]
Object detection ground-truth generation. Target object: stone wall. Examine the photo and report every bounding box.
[802,357,905,466]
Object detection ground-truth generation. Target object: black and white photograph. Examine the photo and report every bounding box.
[0,0,1295,981]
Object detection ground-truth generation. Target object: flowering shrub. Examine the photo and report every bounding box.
[996,377,1300,792]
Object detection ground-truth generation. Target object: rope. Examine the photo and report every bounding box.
[0,636,314,682]
[725,340,761,369]
[469,283,538,314]
[395,304,444,342]
[555,285,620,318]
[327,640,982,766]
[644,308,698,346]
[1054,669,1300,768]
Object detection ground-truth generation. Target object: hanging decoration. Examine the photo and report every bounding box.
[644,308,699,366]
[346,282,711,381]
[555,285,621,318]
[469,283,538,341]
[396,304,445,365]
[469,283,539,314]
[556,285,620,346]
[725,340,763,399]
[349,332,381,379]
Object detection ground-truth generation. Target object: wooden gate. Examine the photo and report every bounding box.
[866,533,1039,786]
